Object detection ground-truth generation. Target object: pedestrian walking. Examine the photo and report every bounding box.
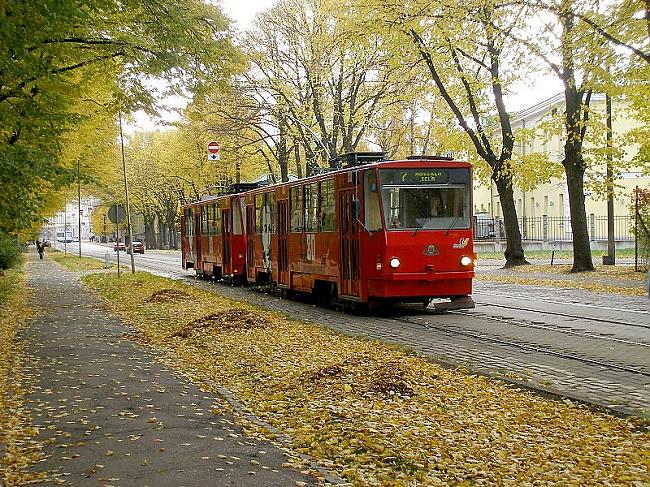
[36,239,44,259]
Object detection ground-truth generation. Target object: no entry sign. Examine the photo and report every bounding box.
[207,141,221,161]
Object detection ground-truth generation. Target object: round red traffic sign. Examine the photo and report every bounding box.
[207,141,220,154]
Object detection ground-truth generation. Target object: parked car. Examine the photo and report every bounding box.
[113,242,126,251]
[127,241,145,254]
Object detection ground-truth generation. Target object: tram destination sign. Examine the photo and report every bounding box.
[381,169,449,185]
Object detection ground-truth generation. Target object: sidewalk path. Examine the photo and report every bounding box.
[22,255,317,486]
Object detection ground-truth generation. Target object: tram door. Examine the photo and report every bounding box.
[277,199,289,286]
[221,209,231,276]
[195,209,202,272]
[339,190,360,297]
[246,205,256,282]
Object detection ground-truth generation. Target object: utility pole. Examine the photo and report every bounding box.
[605,94,615,265]
[119,111,136,274]
[78,159,82,258]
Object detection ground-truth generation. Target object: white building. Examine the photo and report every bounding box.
[473,93,649,243]
[41,198,100,242]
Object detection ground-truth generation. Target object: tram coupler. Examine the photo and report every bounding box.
[433,296,475,311]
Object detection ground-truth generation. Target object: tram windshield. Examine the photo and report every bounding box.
[378,168,471,231]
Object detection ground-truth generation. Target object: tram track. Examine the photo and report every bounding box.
[451,308,650,347]
[394,314,650,378]
[472,301,650,331]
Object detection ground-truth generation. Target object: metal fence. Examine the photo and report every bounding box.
[473,215,635,242]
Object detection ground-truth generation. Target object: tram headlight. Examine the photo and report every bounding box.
[460,255,473,267]
[389,257,401,269]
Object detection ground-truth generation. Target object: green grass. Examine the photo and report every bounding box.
[477,248,637,260]
[0,257,23,306]
[49,250,107,271]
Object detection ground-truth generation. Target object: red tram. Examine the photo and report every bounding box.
[181,153,476,311]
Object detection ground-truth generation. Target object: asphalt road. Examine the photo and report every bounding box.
[49,241,650,416]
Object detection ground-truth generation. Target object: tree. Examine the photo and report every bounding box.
[245,0,406,177]
[356,0,530,266]
[0,0,240,236]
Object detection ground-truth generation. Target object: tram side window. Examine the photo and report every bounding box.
[184,209,194,236]
[290,186,303,232]
[255,194,264,234]
[205,204,213,235]
[364,171,382,231]
[305,183,319,232]
[214,203,221,235]
[319,179,336,232]
[232,199,243,235]
[201,206,208,235]
[266,192,277,233]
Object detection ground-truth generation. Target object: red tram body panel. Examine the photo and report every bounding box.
[181,156,475,310]
[181,192,247,282]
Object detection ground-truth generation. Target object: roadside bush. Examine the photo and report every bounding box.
[0,232,20,270]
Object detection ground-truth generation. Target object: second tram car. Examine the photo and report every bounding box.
[181,153,476,311]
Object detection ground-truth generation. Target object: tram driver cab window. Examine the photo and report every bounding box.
[364,171,382,231]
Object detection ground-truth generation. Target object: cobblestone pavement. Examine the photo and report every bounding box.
[22,256,318,486]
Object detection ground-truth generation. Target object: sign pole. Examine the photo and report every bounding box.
[115,220,121,277]
[119,111,136,274]
[78,159,82,259]
[64,199,68,256]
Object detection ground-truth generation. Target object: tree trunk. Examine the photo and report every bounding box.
[563,151,594,272]
[494,175,528,267]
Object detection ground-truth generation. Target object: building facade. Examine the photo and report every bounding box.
[41,198,100,242]
[473,93,648,244]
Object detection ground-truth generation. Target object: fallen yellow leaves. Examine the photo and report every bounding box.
[0,263,48,485]
[83,272,650,485]
[477,264,647,296]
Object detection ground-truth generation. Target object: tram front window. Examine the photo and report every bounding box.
[382,186,469,230]
[378,167,471,231]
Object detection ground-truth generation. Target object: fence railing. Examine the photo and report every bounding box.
[473,215,635,242]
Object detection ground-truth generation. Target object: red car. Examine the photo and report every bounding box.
[127,241,145,254]
[113,242,126,251]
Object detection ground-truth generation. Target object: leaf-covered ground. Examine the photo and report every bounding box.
[476,264,647,296]
[82,272,649,485]
[0,263,47,485]
[48,251,107,271]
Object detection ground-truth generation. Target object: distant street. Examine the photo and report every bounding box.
[48,240,650,416]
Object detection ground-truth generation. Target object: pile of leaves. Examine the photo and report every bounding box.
[0,265,47,485]
[146,288,193,303]
[83,272,649,485]
[171,309,270,338]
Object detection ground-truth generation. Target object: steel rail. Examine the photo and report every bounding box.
[396,315,650,377]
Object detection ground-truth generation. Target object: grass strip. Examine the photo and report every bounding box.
[476,264,646,296]
[477,248,637,260]
[0,260,47,485]
[48,250,107,271]
[83,271,649,485]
